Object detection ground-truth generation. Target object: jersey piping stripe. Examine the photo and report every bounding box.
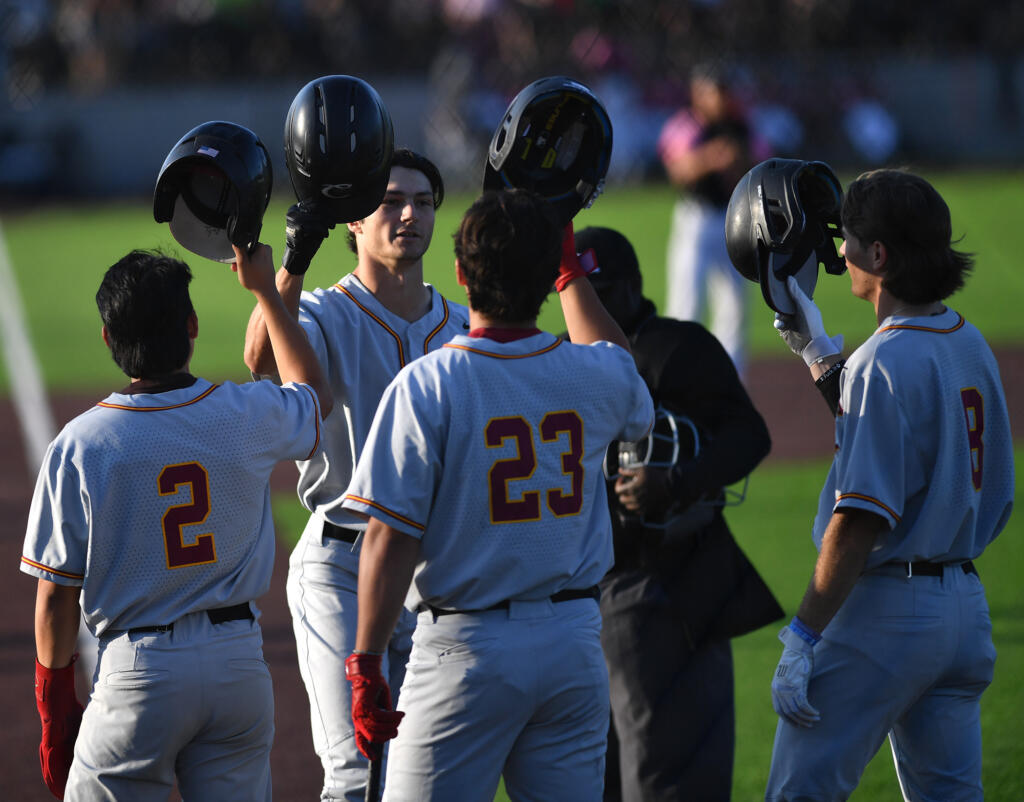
[342,495,426,531]
[442,339,563,359]
[335,285,406,367]
[21,556,84,580]
[836,492,901,522]
[96,383,220,411]
[879,314,964,335]
[299,384,322,461]
[423,297,451,355]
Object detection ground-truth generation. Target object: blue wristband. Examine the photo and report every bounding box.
[788,616,822,646]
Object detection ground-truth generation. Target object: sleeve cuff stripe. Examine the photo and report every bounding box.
[836,493,901,522]
[342,496,426,532]
[21,556,84,579]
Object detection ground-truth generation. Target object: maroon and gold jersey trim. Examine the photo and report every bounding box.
[423,297,452,355]
[97,383,219,411]
[21,556,84,580]
[879,314,964,335]
[836,492,901,522]
[342,495,426,532]
[443,339,563,360]
[336,284,407,367]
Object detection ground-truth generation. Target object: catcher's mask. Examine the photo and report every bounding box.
[153,121,273,263]
[604,406,747,530]
[484,76,613,226]
[725,158,844,315]
[284,74,394,225]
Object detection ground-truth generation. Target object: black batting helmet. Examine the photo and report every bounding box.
[153,121,273,263]
[725,158,845,315]
[484,76,613,226]
[284,75,394,225]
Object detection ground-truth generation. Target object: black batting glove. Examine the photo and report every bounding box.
[283,201,331,276]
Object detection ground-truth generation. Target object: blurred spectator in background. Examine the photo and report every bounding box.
[657,61,767,376]
[838,76,901,165]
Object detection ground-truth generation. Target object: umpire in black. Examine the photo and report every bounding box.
[576,227,783,801]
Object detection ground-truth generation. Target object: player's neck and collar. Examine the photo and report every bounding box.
[466,309,540,342]
[352,258,432,324]
[121,369,197,395]
[875,289,944,326]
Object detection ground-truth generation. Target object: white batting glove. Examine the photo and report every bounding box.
[771,621,821,728]
[774,275,843,366]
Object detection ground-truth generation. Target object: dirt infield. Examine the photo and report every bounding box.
[2,349,1021,800]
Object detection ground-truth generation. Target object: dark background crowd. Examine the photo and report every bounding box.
[2,0,1024,196]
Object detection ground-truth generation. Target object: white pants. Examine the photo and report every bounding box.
[665,197,748,376]
[766,563,995,801]
[287,515,415,802]
[383,597,608,802]
[67,609,272,802]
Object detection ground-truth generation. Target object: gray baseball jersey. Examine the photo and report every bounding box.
[282,273,468,802]
[288,273,469,527]
[342,330,655,610]
[20,377,322,635]
[767,307,1014,800]
[813,308,1014,563]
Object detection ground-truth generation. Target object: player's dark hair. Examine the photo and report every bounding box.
[347,148,444,255]
[841,168,973,304]
[96,250,194,379]
[453,189,562,322]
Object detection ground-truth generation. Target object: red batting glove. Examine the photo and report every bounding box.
[35,657,84,800]
[554,222,599,292]
[345,652,404,760]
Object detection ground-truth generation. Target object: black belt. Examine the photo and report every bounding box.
[425,585,600,617]
[126,603,254,635]
[884,560,977,578]
[323,521,362,544]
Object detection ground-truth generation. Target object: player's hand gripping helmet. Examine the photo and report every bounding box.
[725,158,845,316]
[153,121,273,263]
[284,74,394,225]
[484,76,613,226]
[604,406,748,536]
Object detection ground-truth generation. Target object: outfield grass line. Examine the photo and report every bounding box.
[0,219,56,473]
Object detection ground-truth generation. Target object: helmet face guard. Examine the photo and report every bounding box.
[484,76,613,226]
[726,158,844,315]
[154,121,273,263]
[604,406,748,532]
[284,75,394,225]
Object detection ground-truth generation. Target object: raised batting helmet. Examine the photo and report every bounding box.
[153,121,273,263]
[725,158,844,316]
[484,76,613,225]
[284,75,394,225]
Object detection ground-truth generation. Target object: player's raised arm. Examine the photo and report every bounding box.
[243,203,330,377]
[555,223,630,350]
[235,243,332,418]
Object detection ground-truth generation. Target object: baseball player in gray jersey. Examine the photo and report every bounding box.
[340,189,654,801]
[766,169,1014,801]
[243,150,468,801]
[21,243,331,800]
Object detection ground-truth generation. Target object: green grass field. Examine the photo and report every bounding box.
[2,169,1023,393]
[2,172,1021,800]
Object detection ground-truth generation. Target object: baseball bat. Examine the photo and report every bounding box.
[365,754,382,802]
